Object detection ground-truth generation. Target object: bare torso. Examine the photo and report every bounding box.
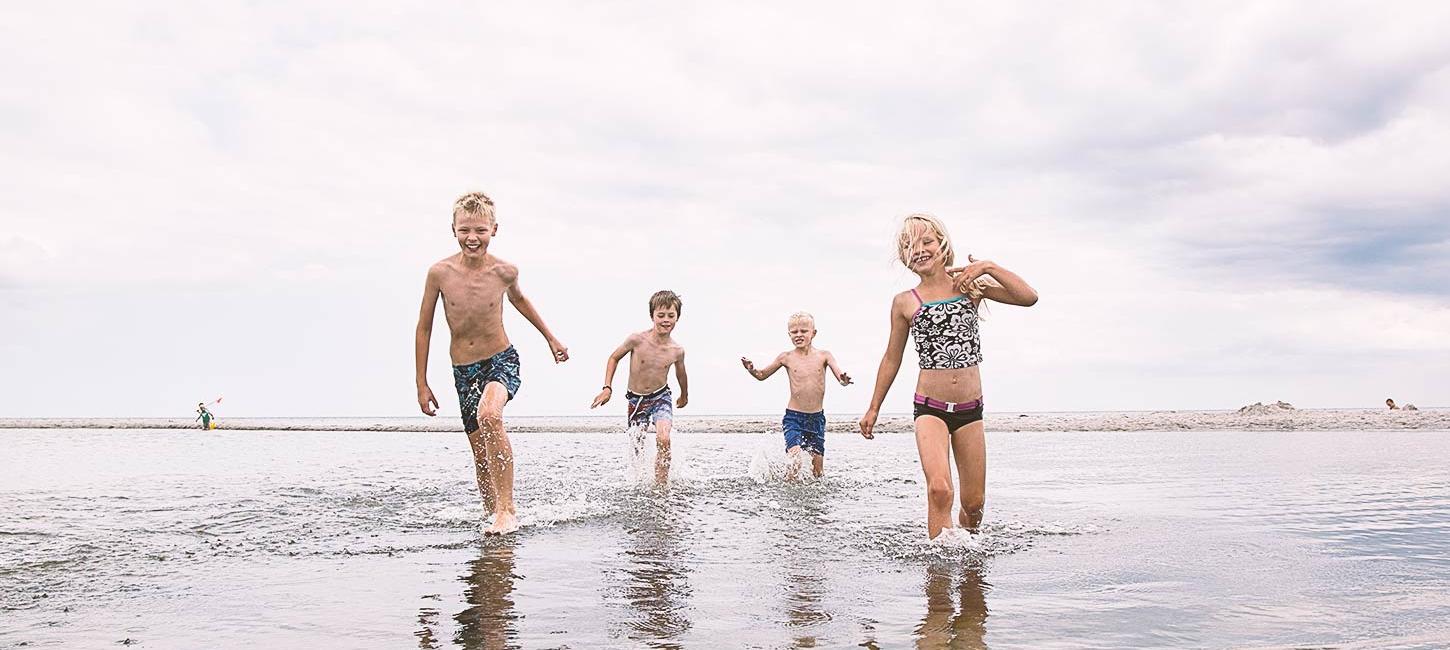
[781,348,831,412]
[628,331,684,393]
[433,254,516,365]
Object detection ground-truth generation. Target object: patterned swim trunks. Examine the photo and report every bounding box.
[626,385,673,429]
[452,345,521,433]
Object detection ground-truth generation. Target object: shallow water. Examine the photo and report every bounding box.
[3,426,1449,648]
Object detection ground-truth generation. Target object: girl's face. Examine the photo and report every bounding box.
[902,223,946,274]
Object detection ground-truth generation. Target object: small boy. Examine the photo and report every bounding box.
[591,290,689,484]
[415,191,569,535]
[741,312,851,479]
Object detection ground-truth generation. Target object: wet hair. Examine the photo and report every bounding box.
[451,191,496,224]
[649,290,682,317]
[897,212,995,300]
[787,311,815,329]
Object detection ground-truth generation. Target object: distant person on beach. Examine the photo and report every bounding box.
[858,213,1038,539]
[741,311,853,479]
[591,290,690,484]
[1386,398,1399,410]
[414,191,570,535]
[195,403,213,430]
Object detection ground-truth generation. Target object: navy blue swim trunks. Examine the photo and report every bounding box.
[783,409,826,456]
[452,345,521,433]
[626,385,673,429]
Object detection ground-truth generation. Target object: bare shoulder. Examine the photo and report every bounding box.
[489,257,520,284]
[891,290,917,317]
[671,339,687,359]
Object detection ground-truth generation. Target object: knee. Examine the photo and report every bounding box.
[960,494,984,514]
[927,478,954,505]
[477,407,504,434]
[656,429,672,447]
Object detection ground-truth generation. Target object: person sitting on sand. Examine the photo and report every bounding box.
[591,290,690,485]
[414,191,570,535]
[741,311,852,479]
[858,213,1038,539]
[1386,398,1399,410]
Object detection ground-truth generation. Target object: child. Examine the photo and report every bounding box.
[195,403,213,430]
[415,191,569,535]
[591,290,689,484]
[858,213,1037,539]
[741,311,852,479]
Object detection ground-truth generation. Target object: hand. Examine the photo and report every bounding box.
[839,373,853,386]
[858,409,878,439]
[675,394,688,409]
[549,339,570,363]
[947,255,993,294]
[591,387,612,408]
[740,356,755,372]
[418,385,439,416]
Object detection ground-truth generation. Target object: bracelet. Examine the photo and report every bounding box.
[602,386,612,392]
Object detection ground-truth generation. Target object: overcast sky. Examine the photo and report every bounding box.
[3,2,1448,418]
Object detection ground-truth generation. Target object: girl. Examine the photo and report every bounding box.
[858,214,1038,539]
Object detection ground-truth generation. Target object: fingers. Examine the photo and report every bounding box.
[968,254,977,263]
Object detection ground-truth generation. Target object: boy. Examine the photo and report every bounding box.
[590,290,689,484]
[415,191,569,535]
[741,312,852,479]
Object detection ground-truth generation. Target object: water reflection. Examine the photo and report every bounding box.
[610,494,694,648]
[416,538,521,650]
[914,561,989,649]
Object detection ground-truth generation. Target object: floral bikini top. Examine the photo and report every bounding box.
[909,288,982,369]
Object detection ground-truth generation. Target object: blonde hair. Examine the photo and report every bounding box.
[897,213,995,300]
[452,191,496,224]
[787,311,815,329]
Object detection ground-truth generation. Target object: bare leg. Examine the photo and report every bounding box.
[479,382,518,534]
[810,452,824,478]
[465,427,495,517]
[950,420,987,531]
[655,418,673,485]
[914,415,955,539]
[785,446,804,482]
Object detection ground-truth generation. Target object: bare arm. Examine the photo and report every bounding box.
[824,351,852,386]
[741,352,785,381]
[504,268,569,362]
[674,350,689,408]
[415,266,442,416]
[859,293,913,438]
[591,335,637,408]
[949,256,1038,307]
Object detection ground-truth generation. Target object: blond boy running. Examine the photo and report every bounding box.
[591,291,690,484]
[415,192,569,535]
[741,312,852,478]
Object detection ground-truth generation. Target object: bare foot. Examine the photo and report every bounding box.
[957,508,983,532]
[484,511,520,536]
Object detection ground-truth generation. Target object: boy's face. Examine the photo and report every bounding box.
[651,306,678,334]
[452,213,497,258]
[788,321,816,349]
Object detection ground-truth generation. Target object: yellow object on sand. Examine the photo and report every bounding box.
[209,421,219,430]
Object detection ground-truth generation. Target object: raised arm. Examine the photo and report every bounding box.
[504,266,569,362]
[674,350,689,409]
[591,335,637,408]
[949,256,1038,307]
[859,293,913,439]
[741,352,785,381]
[824,351,852,386]
[415,265,442,416]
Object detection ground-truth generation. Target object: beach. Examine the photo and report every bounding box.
[4,423,1449,647]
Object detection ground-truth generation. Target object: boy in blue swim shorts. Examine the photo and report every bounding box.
[592,290,690,485]
[415,192,569,535]
[741,312,852,479]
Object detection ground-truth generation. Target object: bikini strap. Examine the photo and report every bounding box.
[910,289,924,305]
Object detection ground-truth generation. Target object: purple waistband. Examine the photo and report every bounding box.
[913,394,983,413]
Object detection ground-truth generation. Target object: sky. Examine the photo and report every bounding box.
[2,2,1448,418]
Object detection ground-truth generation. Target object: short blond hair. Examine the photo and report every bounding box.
[649,290,682,316]
[787,311,815,329]
[452,191,496,224]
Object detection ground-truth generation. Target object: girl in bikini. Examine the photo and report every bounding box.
[858,213,1038,539]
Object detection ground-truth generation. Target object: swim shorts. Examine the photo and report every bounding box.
[452,345,521,433]
[783,409,826,456]
[626,385,673,429]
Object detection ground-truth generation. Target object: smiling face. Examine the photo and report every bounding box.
[787,318,816,350]
[452,212,496,259]
[898,215,955,276]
